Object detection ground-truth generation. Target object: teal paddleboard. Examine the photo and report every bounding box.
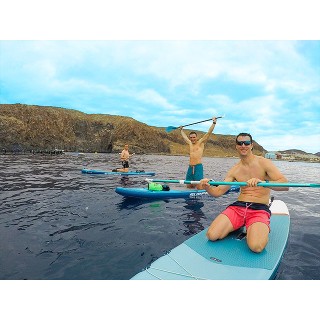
[81,168,155,176]
[131,199,290,280]
[115,185,239,199]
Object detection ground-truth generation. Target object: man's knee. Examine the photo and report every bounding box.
[206,214,233,241]
[206,228,220,241]
[247,222,269,253]
[247,240,268,253]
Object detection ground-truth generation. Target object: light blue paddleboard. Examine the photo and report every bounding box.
[115,185,240,199]
[131,199,290,280]
[81,168,155,176]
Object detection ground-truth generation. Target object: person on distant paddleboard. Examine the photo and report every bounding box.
[179,117,217,189]
[112,144,134,172]
[198,132,289,253]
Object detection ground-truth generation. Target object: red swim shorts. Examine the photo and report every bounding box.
[222,205,271,231]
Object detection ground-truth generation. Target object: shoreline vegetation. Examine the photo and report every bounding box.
[1,103,319,163]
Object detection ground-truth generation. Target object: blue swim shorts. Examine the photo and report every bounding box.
[185,164,204,181]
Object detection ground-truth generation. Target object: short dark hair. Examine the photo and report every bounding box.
[189,131,197,136]
[236,132,253,144]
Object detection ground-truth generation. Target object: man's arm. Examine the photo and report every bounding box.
[198,117,217,144]
[199,167,235,197]
[179,127,192,145]
[264,158,289,191]
[247,158,289,191]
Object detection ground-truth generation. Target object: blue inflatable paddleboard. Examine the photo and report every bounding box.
[131,199,290,280]
[81,168,155,176]
[115,185,240,199]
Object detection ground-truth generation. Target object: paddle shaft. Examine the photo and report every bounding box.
[182,116,223,128]
[166,116,223,132]
[146,179,320,188]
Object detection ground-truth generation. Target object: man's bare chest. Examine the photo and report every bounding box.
[235,165,266,180]
[190,144,204,153]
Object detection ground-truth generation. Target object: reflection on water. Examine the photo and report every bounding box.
[0,153,319,280]
[181,200,206,236]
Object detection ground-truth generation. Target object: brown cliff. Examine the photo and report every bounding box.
[0,103,266,156]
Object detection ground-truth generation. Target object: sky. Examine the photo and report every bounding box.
[0,1,319,155]
[1,40,319,153]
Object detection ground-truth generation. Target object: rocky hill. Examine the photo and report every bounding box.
[277,149,320,162]
[280,149,308,155]
[0,103,266,157]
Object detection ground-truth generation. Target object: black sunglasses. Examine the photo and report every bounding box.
[236,140,251,146]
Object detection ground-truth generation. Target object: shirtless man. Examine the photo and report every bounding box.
[113,144,134,172]
[198,132,289,253]
[180,117,217,189]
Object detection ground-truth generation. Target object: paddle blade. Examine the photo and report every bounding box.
[165,126,178,133]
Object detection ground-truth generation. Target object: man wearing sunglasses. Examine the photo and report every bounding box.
[199,132,288,253]
[179,117,217,189]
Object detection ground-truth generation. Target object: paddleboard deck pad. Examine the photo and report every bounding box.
[115,185,240,199]
[82,169,155,176]
[131,199,290,280]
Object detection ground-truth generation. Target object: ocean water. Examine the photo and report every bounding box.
[0,153,319,280]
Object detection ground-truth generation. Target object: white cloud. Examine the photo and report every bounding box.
[134,89,175,110]
[258,134,320,153]
[1,40,319,153]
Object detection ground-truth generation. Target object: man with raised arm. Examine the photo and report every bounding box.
[179,117,217,189]
[198,132,289,253]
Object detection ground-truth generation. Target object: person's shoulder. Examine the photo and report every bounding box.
[256,155,273,166]
[255,155,265,160]
[229,160,241,171]
[224,161,239,180]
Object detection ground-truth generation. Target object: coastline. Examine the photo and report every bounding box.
[1,150,319,163]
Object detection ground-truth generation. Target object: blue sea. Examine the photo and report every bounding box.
[1,153,319,280]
